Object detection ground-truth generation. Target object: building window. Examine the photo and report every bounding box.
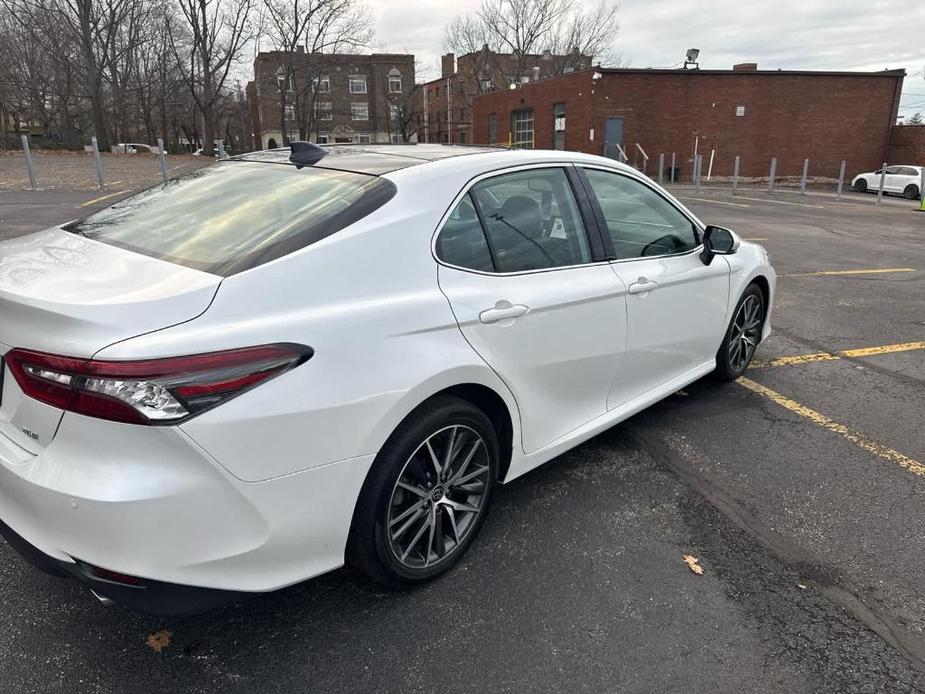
[388,69,402,93]
[458,132,466,144]
[316,102,332,121]
[313,76,330,93]
[735,105,746,117]
[553,103,566,150]
[357,134,371,144]
[349,75,367,94]
[488,113,497,144]
[459,107,467,123]
[511,109,534,149]
[316,134,329,144]
[351,102,369,121]
[390,104,400,121]
[284,104,295,122]
[479,78,493,92]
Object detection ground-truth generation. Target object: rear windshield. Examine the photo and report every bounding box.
[64,161,396,275]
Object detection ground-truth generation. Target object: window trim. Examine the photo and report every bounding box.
[576,164,704,263]
[348,75,368,94]
[431,162,607,277]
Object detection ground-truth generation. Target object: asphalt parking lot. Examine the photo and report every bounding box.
[1,182,924,693]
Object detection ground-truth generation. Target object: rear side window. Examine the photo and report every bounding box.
[436,195,494,272]
[64,161,395,275]
[437,167,592,274]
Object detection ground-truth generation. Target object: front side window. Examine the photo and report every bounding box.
[349,75,367,94]
[351,102,369,121]
[64,162,396,276]
[464,168,591,273]
[582,168,698,259]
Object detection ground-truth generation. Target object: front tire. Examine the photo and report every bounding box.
[854,178,867,193]
[348,396,498,587]
[714,283,766,381]
[904,184,920,200]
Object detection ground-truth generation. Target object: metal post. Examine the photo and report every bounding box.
[920,167,925,210]
[800,158,809,195]
[217,140,227,159]
[836,160,846,200]
[707,148,715,181]
[876,162,887,206]
[658,153,664,184]
[695,154,703,192]
[157,138,168,183]
[90,136,105,191]
[768,158,777,194]
[732,155,740,195]
[21,134,37,190]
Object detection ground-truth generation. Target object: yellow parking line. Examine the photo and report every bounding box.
[737,377,925,477]
[751,340,925,368]
[79,189,129,207]
[781,268,915,277]
[751,352,840,368]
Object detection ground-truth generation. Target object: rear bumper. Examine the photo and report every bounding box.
[0,412,376,613]
[0,516,250,615]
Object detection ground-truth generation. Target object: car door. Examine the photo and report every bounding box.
[578,166,730,408]
[884,166,905,193]
[435,165,627,454]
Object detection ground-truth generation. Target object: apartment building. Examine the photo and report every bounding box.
[420,48,591,144]
[247,50,416,149]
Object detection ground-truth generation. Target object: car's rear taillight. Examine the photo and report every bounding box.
[5,344,312,425]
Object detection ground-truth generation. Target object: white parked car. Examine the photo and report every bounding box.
[852,165,923,199]
[0,144,775,614]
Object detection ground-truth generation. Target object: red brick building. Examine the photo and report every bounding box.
[471,65,905,179]
[421,49,591,144]
[888,125,925,165]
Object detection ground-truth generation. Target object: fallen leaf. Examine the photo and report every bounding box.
[146,629,173,653]
[797,584,808,590]
[682,554,704,575]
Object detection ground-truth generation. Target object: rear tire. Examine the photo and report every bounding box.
[348,396,498,587]
[904,184,920,200]
[714,283,766,381]
[854,179,867,193]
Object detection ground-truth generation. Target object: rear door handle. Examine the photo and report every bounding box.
[479,302,529,324]
[628,278,658,295]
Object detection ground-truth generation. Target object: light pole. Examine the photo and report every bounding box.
[277,66,289,146]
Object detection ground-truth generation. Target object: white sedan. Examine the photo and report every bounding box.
[852,164,923,199]
[0,144,775,614]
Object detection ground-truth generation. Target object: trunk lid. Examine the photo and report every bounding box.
[0,227,221,453]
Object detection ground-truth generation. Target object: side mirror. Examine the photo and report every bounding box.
[700,225,740,265]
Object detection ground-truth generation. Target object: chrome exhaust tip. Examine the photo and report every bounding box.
[90,589,115,607]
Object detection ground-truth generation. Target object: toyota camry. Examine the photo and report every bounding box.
[0,143,775,614]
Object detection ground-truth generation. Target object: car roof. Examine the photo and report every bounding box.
[233,143,634,178]
[234,143,504,175]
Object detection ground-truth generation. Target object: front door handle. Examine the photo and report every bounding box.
[479,301,529,324]
[628,277,658,295]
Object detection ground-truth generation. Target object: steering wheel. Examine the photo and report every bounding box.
[641,235,678,257]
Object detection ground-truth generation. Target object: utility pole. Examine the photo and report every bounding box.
[447,77,452,144]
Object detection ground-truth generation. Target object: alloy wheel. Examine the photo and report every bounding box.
[728,294,763,371]
[386,425,491,569]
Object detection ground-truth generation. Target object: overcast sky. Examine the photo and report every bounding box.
[366,0,925,120]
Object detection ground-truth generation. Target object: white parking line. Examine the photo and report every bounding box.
[678,196,751,208]
[734,195,825,209]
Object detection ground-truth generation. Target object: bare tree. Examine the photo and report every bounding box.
[170,0,256,154]
[444,0,620,84]
[261,0,373,143]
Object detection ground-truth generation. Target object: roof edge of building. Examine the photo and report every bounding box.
[599,67,906,78]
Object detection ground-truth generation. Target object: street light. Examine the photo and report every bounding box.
[684,48,700,69]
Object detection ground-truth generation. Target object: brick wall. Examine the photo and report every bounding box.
[888,125,925,165]
[473,68,904,179]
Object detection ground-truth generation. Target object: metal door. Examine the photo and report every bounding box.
[604,117,624,160]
